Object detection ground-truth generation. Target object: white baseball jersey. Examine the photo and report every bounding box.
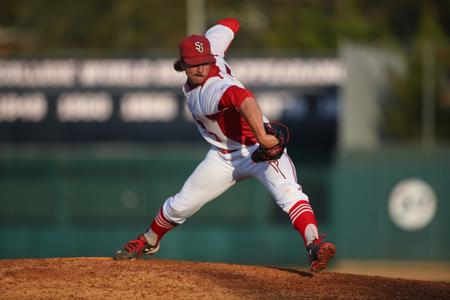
[183,22,268,151]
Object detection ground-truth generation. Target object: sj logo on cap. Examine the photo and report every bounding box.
[195,41,204,53]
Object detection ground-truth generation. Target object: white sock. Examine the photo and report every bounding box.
[144,230,159,246]
[304,223,319,246]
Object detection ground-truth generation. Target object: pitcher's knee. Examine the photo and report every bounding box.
[162,194,196,224]
[274,183,309,213]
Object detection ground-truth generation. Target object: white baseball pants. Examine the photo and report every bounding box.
[162,145,309,224]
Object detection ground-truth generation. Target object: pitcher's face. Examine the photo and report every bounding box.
[185,63,211,87]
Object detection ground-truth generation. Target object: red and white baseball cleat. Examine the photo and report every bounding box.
[113,234,160,260]
[306,235,336,272]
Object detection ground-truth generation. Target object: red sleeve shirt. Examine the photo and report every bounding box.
[217,18,240,33]
[208,85,257,146]
[218,85,254,111]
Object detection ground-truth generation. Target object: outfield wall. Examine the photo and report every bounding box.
[0,146,449,264]
[331,148,450,261]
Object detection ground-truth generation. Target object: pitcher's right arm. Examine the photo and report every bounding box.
[206,18,240,74]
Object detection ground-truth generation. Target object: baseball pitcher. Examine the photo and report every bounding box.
[114,18,336,272]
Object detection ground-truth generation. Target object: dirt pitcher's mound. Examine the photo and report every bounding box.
[1,258,450,299]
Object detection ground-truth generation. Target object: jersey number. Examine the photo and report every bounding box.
[194,118,222,143]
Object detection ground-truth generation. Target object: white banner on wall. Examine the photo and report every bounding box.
[0,58,345,88]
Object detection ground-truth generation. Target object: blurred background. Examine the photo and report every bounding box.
[0,0,449,280]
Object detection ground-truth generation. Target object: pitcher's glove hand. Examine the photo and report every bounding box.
[251,122,290,163]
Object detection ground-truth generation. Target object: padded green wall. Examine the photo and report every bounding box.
[1,145,449,263]
[330,148,450,261]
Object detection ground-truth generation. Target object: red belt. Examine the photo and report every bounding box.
[218,148,238,154]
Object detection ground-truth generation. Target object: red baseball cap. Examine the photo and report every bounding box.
[179,35,215,66]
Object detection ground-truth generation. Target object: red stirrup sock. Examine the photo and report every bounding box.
[289,200,319,246]
[144,207,177,246]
